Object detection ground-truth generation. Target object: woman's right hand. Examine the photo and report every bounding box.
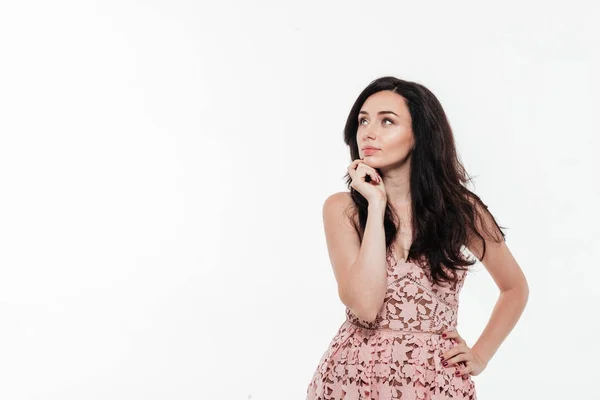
[347,159,388,206]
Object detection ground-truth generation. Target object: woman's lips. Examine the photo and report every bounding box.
[363,148,380,155]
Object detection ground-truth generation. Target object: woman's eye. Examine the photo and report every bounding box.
[358,117,393,125]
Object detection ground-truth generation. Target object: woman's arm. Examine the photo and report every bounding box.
[322,192,389,323]
[467,204,529,366]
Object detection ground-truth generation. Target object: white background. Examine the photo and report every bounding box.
[1,1,598,399]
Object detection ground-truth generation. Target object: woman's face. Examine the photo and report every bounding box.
[356,90,415,167]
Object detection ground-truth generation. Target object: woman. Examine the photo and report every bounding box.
[306,76,529,400]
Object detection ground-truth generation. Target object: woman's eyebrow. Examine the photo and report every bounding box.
[358,111,399,117]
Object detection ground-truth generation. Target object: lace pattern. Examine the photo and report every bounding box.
[306,246,477,399]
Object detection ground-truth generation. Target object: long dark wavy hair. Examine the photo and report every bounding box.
[343,76,506,286]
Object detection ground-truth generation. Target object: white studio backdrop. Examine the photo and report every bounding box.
[0,1,598,399]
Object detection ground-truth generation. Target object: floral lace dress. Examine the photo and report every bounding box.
[306,245,477,400]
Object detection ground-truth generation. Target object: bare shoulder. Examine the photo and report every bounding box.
[466,196,505,261]
[466,196,528,294]
[323,191,352,206]
[323,192,358,230]
[322,191,358,229]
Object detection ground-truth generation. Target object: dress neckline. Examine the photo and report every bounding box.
[390,243,412,265]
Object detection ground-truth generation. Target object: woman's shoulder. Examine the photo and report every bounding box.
[324,190,352,202]
[323,191,358,225]
[323,191,354,212]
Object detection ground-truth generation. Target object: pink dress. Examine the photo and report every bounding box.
[306,245,477,400]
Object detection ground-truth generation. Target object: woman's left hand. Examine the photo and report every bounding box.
[441,331,488,378]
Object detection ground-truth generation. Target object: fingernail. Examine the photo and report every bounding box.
[455,371,460,376]
[442,333,447,338]
[442,361,448,366]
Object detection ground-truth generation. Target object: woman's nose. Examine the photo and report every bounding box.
[364,129,376,140]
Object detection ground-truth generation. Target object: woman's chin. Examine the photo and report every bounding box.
[361,156,379,166]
